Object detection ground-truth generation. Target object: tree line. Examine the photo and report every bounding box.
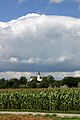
[0,76,80,88]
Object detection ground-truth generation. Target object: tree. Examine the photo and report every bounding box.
[38,77,49,88]
[19,76,27,85]
[28,79,37,88]
[6,80,14,88]
[0,78,7,88]
[0,78,5,85]
[62,77,78,87]
[52,81,59,88]
[47,75,54,81]
[47,75,54,84]
[12,83,19,88]
[6,78,19,88]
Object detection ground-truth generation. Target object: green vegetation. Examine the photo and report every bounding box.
[61,118,80,120]
[0,75,80,88]
[0,88,80,112]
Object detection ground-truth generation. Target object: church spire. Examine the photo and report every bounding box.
[38,71,40,75]
[37,71,42,81]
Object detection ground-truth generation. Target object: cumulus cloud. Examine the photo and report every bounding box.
[49,0,65,3]
[0,13,80,72]
[9,57,18,62]
[57,55,73,63]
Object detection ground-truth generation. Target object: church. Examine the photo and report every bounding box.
[30,71,42,81]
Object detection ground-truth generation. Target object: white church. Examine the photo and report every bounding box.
[30,71,42,81]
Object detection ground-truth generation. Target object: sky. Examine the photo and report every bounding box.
[0,0,80,79]
[0,0,80,21]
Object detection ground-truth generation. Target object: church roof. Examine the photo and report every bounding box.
[30,76,37,78]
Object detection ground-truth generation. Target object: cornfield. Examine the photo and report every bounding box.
[0,88,80,111]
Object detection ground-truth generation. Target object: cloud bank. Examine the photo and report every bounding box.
[0,13,80,73]
[0,71,80,80]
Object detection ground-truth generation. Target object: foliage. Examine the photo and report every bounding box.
[0,88,80,112]
[28,80,37,88]
[61,118,80,120]
[0,76,80,88]
[0,77,27,88]
[37,76,54,88]
[52,81,60,87]
[62,77,80,87]
[47,75,54,84]
[6,78,19,88]
[19,77,27,85]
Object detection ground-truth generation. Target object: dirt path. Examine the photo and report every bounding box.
[0,111,80,118]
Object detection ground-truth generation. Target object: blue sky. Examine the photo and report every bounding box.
[0,0,80,79]
[0,0,80,21]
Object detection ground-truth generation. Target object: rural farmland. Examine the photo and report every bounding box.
[0,88,80,112]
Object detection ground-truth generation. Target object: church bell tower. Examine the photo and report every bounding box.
[37,71,42,81]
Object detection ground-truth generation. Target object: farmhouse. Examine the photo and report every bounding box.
[30,71,42,81]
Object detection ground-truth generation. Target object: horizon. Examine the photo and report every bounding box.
[0,71,80,80]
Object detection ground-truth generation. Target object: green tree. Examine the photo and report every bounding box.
[12,83,19,88]
[38,77,49,88]
[62,77,78,87]
[52,81,59,88]
[6,78,19,88]
[19,76,27,85]
[28,80,37,88]
[0,78,5,84]
[47,75,54,84]
[0,78,7,88]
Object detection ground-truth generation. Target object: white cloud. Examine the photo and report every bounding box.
[49,0,80,10]
[26,57,41,63]
[57,55,73,62]
[17,0,26,3]
[0,72,31,80]
[0,13,80,72]
[9,57,18,62]
[49,0,65,3]
[49,0,80,4]
[74,71,80,77]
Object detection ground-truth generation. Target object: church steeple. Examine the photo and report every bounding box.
[37,71,42,81]
[38,71,40,75]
